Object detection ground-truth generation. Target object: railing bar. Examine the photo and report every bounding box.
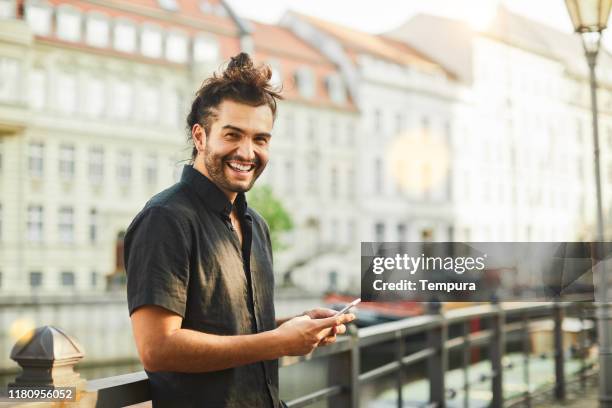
[445,330,493,350]
[401,348,436,366]
[522,311,531,407]
[359,361,401,383]
[462,320,470,408]
[284,385,343,408]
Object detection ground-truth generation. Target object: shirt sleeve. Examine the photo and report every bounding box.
[124,206,190,317]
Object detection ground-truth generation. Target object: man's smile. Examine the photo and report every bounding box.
[226,160,256,173]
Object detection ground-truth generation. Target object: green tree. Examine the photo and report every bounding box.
[248,186,293,250]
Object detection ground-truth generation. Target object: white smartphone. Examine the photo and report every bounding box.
[334,298,361,316]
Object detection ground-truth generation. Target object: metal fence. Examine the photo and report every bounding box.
[5,302,598,408]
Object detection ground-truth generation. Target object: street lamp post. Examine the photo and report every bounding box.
[565,1,612,406]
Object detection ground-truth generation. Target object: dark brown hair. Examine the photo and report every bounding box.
[186,52,282,160]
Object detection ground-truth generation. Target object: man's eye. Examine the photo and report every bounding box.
[255,137,269,145]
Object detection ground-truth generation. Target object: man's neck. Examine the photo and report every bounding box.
[192,161,237,203]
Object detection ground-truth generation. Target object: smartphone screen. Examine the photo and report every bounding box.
[334,298,361,316]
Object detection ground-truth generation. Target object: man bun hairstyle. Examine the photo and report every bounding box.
[186,52,283,160]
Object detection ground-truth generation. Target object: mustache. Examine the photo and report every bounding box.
[223,155,260,166]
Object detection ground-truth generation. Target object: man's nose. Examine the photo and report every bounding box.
[236,139,255,161]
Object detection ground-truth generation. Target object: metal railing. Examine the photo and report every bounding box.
[5,302,597,408]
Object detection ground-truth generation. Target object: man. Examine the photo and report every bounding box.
[124,52,355,408]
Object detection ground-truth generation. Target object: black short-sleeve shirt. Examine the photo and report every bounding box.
[124,165,279,408]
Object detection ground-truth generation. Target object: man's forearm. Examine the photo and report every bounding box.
[146,328,284,373]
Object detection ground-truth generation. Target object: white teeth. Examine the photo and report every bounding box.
[228,162,253,172]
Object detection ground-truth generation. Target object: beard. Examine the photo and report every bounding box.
[203,146,265,194]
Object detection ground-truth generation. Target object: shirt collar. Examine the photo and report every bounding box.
[180,165,248,219]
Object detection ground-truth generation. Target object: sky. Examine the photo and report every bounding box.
[226,0,612,49]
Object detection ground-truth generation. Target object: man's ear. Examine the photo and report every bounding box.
[192,124,206,154]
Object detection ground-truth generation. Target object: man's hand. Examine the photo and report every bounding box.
[303,308,348,346]
[275,313,355,356]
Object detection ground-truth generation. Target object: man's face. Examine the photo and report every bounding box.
[200,100,273,196]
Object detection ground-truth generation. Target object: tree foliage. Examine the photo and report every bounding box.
[248,186,293,250]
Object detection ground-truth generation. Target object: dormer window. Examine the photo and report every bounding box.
[294,67,315,99]
[165,30,188,63]
[141,24,162,58]
[25,0,52,36]
[56,5,82,42]
[326,74,346,104]
[86,12,109,48]
[158,0,178,11]
[268,60,282,88]
[193,35,219,62]
[113,18,136,53]
[0,0,16,19]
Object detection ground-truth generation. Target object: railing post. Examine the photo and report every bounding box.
[553,302,566,401]
[427,301,447,408]
[489,303,504,408]
[329,323,359,408]
[8,325,89,401]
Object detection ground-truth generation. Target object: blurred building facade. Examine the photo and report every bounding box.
[1,1,611,295]
[388,8,612,242]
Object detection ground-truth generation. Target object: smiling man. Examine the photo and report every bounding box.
[123,53,354,408]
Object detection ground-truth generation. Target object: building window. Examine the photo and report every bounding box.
[306,156,318,194]
[57,72,77,114]
[86,12,109,47]
[27,205,43,242]
[0,203,2,241]
[397,223,406,242]
[85,77,105,117]
[117,151,132,185]
[158,0,178,11]
[330,119,338,144]
[89,208,98,243]
[421,116,430,137]
[113,19,136,53]
[110,80,132,119]
[29,271,43,288]
[141,24,162,58]
[59,144,75,180]
[162,89,180,126]
[284,113,294,139]
[326,74,346,104]
[60,271,75,287]
[89,146,104,184]
[330,166,338,198]
[374,158,383,194]
[307,116,316,142]
[56,6,81,42]
[145,153,158,185]
[347,168,354,198]
[28,142,44,178]
[375,222,385,242]
[28,68,46,110]
[0,57,20,102]
[165,31,188,63]
[285,160,294,193]
[25,0,52,36]
[373,109,382,132]
[91,270,98,288]
[193,35,219,62]
[140,84,159,122]
[0,0,16,19]
[58,206,74,243]
[295,67,315,99]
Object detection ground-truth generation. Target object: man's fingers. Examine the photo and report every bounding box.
[335,324,346,335]
[315,313,355,329]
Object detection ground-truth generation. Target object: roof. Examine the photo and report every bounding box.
[387,6,612,83]
[38,0,240,36]
[385,14,475,83]
[249,20,357,111]
[288,11,443,72]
